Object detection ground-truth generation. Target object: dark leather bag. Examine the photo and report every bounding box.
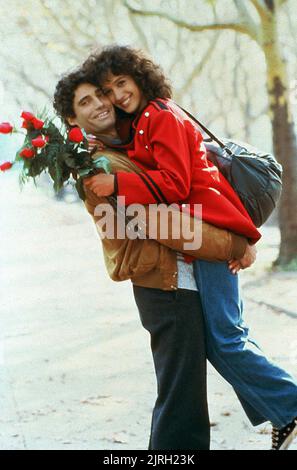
[181,107,283,227]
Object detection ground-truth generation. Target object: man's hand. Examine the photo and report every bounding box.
[83,173,115,197]
[228,243,257,275]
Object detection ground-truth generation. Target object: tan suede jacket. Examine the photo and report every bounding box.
[82,150,247,291]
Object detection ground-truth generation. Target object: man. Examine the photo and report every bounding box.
[53,69,254,450]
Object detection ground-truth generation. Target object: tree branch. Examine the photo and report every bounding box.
[103,0,118,42]
[6,62,52,100]
[233,0,260,40]
[127,9,150,50]
[233,0,258,26]
[249,0,270,19]
[174,32,220,102]
[123,1,257,40]
[64,0,97,43]
[261,0,273,10]
[38,0,85,55]
[275,0,288,7]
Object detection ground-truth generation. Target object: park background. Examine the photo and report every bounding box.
[0,0,297,450]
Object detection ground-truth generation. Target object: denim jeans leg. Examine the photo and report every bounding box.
[194,259,297,429]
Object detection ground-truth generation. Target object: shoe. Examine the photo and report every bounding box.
[271,417,297,450]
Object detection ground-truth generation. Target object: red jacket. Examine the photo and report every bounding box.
[113,99,261,244]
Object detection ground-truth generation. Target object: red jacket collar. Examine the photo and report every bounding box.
[112,99,171,150]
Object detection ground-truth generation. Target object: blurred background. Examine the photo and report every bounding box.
[0,0,297,450]
[0,0,296,139]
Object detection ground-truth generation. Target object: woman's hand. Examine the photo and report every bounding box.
[228,243,257,274]
[83,173,115,197]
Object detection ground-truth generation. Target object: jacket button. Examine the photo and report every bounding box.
[144,112,150,117]
[145,145,149,150]
[139,129,144,135]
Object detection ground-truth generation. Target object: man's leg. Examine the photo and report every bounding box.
[133,285,210,450]
[194,260,297,429]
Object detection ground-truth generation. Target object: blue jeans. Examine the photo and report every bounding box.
[194,259,297,429]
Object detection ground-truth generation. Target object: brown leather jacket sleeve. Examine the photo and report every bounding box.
[138,205,247,261]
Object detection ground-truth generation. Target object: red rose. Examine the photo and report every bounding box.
[21,120,31,129]
[21,111,35,121]
[0,122,13,134]
[0,161,13,171]
[31,136,46,148]
[68,127,84,143]
[20,148,35,158]
[32,117,44,130]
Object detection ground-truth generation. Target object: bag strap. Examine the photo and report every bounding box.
[179,105,233,156]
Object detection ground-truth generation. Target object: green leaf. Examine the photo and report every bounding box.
[63,153,77,168]
[92,155,112,174]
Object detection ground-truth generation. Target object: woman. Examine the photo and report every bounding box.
[82,45,297,450]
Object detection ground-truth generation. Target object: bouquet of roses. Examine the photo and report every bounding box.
[0,111,113,203]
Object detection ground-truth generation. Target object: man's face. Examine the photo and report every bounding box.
[68,83,116,135]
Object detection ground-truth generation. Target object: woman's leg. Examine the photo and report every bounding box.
[194,260,297,429]
[133,285,210,450]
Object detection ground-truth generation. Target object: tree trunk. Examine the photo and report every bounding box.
[261,12,297,266]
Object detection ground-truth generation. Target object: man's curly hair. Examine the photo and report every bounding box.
[53,68,97,125]
[82,45,173,101]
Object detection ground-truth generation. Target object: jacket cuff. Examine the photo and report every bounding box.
[230,233,248,260]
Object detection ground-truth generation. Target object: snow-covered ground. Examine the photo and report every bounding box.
[0,169,296,450]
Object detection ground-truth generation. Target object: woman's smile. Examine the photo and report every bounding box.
[119,95,132,108]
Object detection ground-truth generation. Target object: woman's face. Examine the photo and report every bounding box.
[101,73,148,114]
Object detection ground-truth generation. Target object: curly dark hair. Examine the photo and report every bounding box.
[82,45,173,101]
[53,68,97,125]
